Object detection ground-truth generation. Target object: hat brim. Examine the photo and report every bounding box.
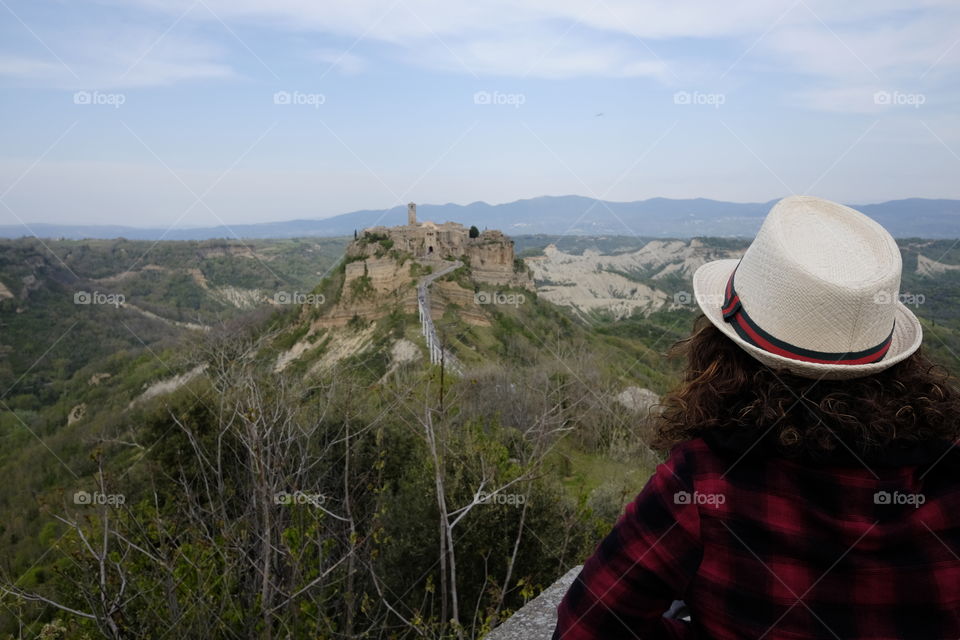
[692,259,924,381]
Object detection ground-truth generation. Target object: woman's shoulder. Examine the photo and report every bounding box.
[669,428,960,481]
[657,437,730,481]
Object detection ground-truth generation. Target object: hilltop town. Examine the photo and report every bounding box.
[316,203,532,327]
[349,203,529,285]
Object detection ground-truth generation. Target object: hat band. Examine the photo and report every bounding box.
[721,266,894,366]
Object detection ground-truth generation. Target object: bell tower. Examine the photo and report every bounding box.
[407,202,417,226]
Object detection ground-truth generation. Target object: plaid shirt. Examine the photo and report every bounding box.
[553,433,960,639]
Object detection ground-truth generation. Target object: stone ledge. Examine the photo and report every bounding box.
[483,565,582,640]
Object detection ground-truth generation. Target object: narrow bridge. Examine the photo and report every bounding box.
[417,260,463,374]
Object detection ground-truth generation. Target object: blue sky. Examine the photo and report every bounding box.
[0,0,958,227]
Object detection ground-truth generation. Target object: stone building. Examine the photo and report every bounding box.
[362,202,471,260]
[344,202,532,293]
[321,203,533,328]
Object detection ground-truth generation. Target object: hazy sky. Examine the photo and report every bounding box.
[1,0,959,228]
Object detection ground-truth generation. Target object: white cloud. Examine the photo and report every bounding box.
[763,15,960,80]
[0,55,63,77]
[92,0,960,87]
[110,0,813,41]
[312,49,366,75]
[0,20,236,88]
[407,31,668,78]
[5,0,958,87]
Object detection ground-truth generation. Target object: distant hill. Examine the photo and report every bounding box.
[3,196,958,240]
[0,236,347,407]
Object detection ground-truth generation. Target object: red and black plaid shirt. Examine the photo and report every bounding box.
[553,433,960,639]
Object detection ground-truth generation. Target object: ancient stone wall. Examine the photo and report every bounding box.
[483,566,581,640]
[344,257,411,294]
[359,221,469,259]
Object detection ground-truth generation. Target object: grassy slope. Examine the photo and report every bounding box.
[0,238,346,596]
[0,235,958,633]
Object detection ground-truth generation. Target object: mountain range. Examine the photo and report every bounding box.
[3,196,959,240]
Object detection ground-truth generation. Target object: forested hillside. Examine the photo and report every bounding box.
[0,235,957,638]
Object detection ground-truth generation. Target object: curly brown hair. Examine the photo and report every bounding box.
[654,315,960,460]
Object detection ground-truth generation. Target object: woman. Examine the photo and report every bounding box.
[553,196,960,639]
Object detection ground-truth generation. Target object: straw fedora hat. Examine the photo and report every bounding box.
[692,196,923,380]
